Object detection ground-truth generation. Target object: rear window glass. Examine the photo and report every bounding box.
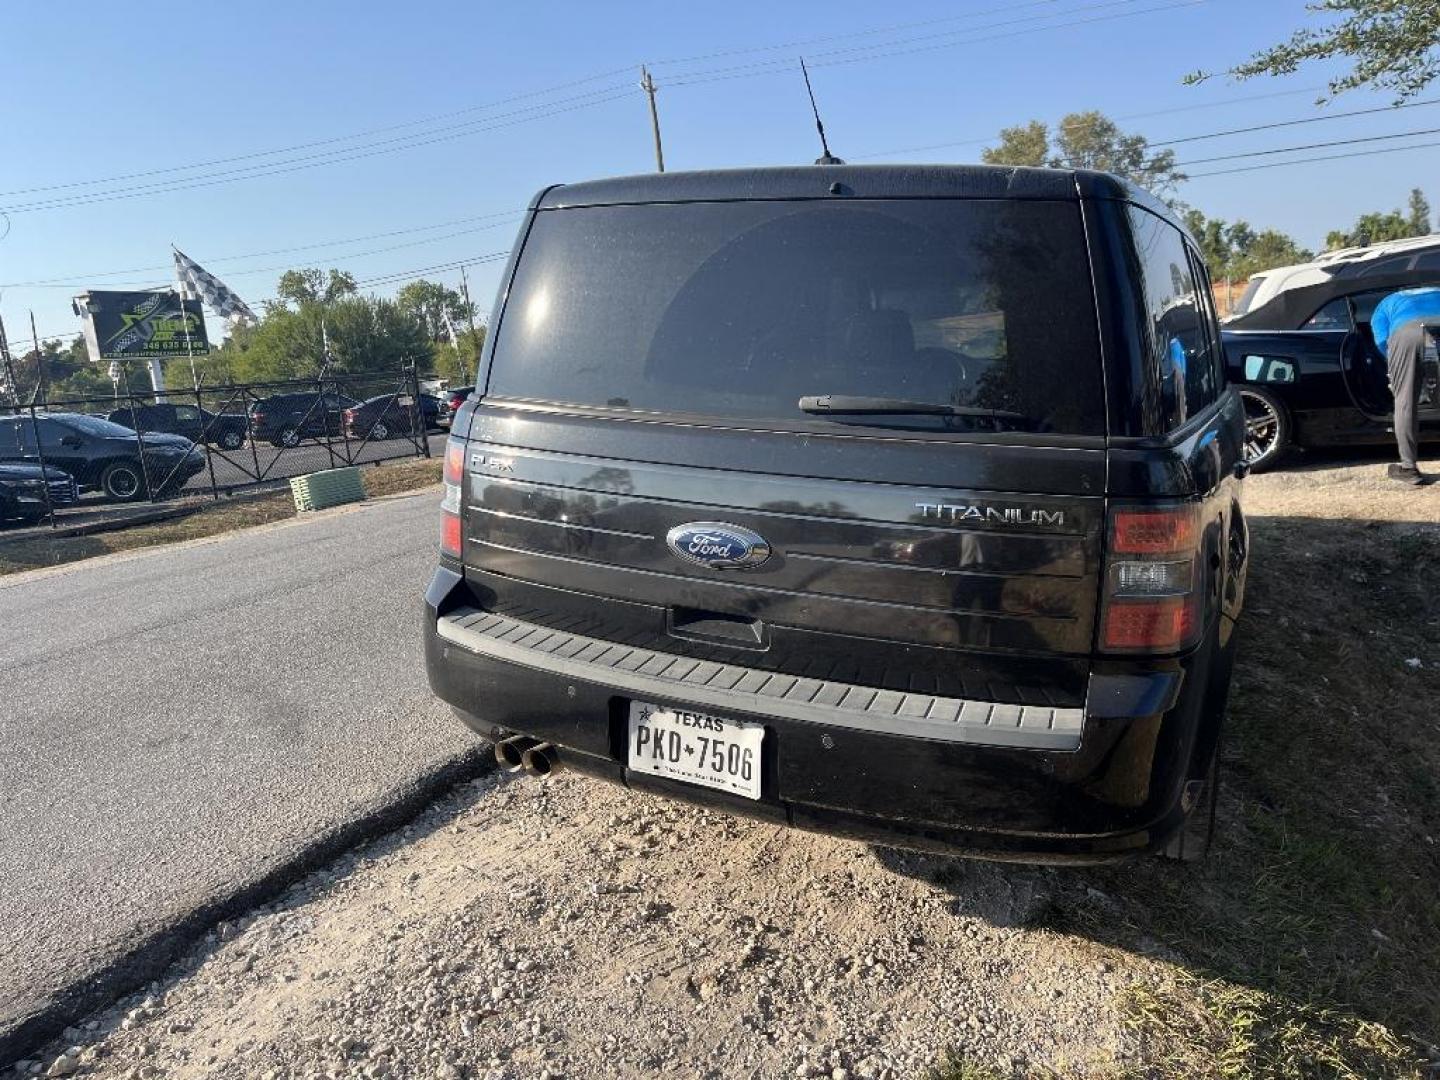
[488,199,1106,435]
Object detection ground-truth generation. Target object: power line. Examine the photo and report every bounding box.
[354,251,512,289]
[3,0,1207,216]
[1150,95,1440,146]
[663,0,1203,87]
[648,0,1070,67]
[0,68,635,200]
[1,211,524,288]
[1,90,633,215]
[851,84,1331,160]
[1,1,1086,203]
[1173,124,1440,167]
[1187,137,1440,178]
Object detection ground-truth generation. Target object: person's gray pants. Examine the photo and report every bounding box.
[1386,321,1426,469]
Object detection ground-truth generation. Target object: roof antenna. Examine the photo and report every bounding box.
[800,58,844,165]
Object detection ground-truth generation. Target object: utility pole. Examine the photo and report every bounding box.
[29,311,46,404]
[640,66,665,173]
[459,266,481,383]
[0,313,18,412]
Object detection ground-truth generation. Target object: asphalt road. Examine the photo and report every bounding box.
[0,490,488,1062]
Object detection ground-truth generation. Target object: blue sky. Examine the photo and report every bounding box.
[2,0,1431,346]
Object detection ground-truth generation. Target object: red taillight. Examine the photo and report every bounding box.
[443,439,465,484]
[1111,508,1198,555]
[440,437,465,558]
[441,511,462,557]
[1103,597,1196,651]
[1102,503,1204,654]
[344,409,356,422]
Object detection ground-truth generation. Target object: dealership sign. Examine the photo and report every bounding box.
[74,290,209,362]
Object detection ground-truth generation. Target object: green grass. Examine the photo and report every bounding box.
[1073,516,1440,1075]
[1119,975,1422,1080]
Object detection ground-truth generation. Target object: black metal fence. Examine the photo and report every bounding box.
[4,367,437,527]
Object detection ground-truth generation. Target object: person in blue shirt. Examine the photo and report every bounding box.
[1370,286,1440,483]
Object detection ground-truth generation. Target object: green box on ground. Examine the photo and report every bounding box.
[290,467,366,512]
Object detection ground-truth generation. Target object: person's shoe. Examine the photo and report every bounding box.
[1387,463,1425,485]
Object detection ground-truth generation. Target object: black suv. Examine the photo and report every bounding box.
[0,412,205,501]
[425,166,1249,864]
[0,462,78,525]
[247,391,358,447]
[342,393,445,440]
[107,402,249,451]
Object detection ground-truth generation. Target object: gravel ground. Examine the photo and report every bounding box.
[13,770,1182,1080]
[9,453,1435,1080]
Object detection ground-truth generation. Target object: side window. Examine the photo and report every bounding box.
[37,420,73,449]
[173,405,201,421]
[1304,298,1353,331]
[1242,355,1298,384]
[1187,245,1226,392]
[1128,207,1219,430]
[1349,288,1399,325]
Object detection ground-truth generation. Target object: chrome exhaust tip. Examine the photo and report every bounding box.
[520,742,559,777]
[494,735,537,772]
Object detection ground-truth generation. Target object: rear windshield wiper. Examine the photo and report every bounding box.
[798,394,1026,422]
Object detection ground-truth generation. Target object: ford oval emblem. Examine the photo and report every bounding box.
[665,522,772,570]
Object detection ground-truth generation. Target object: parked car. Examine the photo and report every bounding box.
[106,402,249,451]
[425,165,1249,864]
[1223,263,1440,469]
[1225,232,1440,322]
[342,393,446,440]
[441,385,474,424]
[0,462,78,525]
[247,391,359,448]
[0,412,205,500]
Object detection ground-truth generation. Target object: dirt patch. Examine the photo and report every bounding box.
[0,459,441,576]
[11,457,1439,1080]
[1246,449,1439,524]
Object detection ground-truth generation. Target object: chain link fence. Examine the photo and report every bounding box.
[1,367,439,528]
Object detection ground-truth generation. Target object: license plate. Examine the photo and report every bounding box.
[626,702,763,800]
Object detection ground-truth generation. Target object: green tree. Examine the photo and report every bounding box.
[1187,0,1440,101]
[216,286,431,382]
[395,279,474,342]
[432,326,486,383]
[980,120,1049,167]
[274,268,359,307]
[1183,209,1312,278]
[1407,187,1432,233]
[1326,207,1420,248]
[981,111,1185,193]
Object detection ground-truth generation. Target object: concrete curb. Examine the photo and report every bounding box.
[0,747,495,1067]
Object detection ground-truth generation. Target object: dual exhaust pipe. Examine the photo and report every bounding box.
[494,735,559,777]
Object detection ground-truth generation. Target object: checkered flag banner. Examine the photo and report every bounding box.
[173,248,257,325]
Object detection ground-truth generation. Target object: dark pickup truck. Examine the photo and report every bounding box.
[425,165,1249,864]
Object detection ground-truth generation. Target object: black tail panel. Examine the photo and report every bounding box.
[461,407,1106,707]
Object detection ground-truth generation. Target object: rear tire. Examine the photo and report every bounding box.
[100,461,147,501]
[1238,386,1291,473]
[370,420,390,441]
[219,430,244,451]
[277,426,301,449]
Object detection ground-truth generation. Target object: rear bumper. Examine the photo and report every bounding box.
[424,569,1223,864]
